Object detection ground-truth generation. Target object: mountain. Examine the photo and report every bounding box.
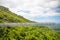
[0,6,60,40]
[0,6,33,23]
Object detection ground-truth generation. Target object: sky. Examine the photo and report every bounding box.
[0,0,60,23]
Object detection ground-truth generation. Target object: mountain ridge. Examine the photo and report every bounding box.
[0,6,34,23]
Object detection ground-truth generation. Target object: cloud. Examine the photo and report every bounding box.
[53,6,60,13]
[0,0,60,22]
[29,16,60,23]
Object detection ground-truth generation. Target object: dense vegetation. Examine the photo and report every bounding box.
[0,6,33,23]
[0,26,60,40]
[0,6,60,40]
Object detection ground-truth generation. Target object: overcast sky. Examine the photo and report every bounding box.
[0,0,60,23]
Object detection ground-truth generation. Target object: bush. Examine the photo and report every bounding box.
[0,26,60,40]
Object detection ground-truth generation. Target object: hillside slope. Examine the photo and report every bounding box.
[0,6,60,40]
[0,26,60,40]
[0,6,33,23]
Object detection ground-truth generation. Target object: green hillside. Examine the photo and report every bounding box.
[0,26,60,40]
[0,6,60,40]
[0,6,33,23]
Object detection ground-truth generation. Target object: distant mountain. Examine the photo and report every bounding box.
[0,6,33,23]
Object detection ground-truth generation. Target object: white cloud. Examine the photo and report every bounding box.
[0,0,59,22]
[33,20,56,23]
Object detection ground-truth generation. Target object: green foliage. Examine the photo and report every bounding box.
[0,26,60,40]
